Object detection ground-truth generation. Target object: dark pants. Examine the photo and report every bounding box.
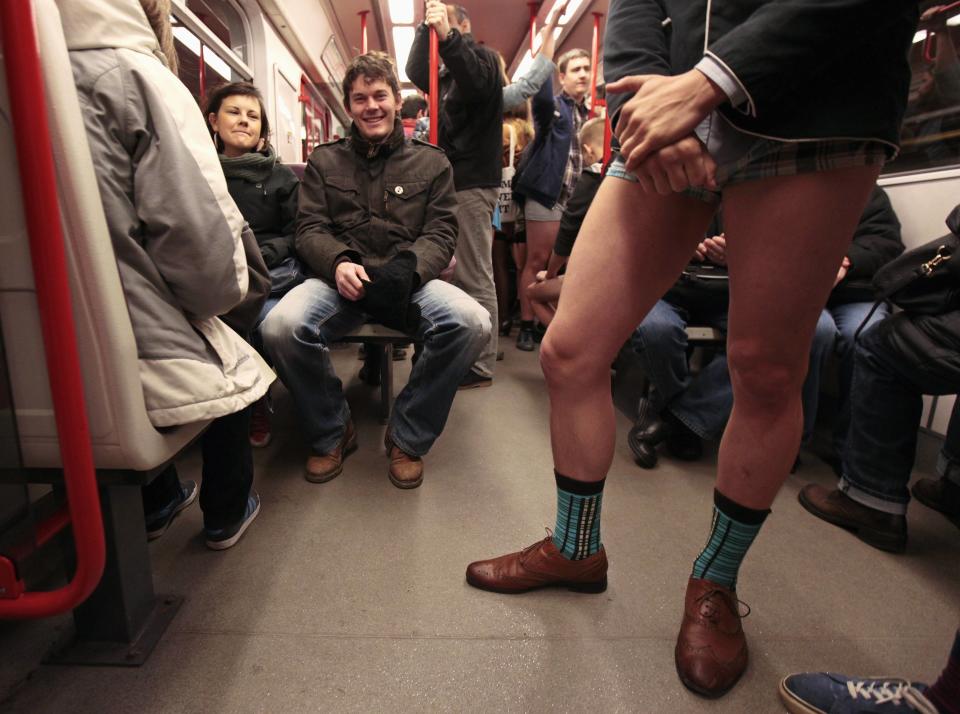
[142,408,253,529]
[839,313,960,514]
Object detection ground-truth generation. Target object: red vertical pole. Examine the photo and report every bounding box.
[528,2,538,52]
[358,10,370,55]
[429,28,439,144]
[603,114,613,170]
[199,43,207,101]
[589,13,603,118]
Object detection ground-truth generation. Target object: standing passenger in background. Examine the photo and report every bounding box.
[407,2,503,389]
[400,94,428,138]
[58,0,274,550]
[205,81,301,450]
[512,46,592,352]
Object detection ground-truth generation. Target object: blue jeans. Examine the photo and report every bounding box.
[634,300,881,443]
[839,314,960,514]
[260,278,490,456]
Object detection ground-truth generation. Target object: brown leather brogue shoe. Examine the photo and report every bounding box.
[465,536,608,594]
[386,441,423,489]
[305,420,357,483]
[798,484,906,553]
[675,577,749,698]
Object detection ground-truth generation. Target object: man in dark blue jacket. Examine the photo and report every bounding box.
[407,2,503,387]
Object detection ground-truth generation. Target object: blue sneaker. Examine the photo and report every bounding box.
[145,480,198,541]
[779,672,937,713]
[204,492,261,551]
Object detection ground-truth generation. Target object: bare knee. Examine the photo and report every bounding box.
[541,329,606,388]
[727,341,807,410]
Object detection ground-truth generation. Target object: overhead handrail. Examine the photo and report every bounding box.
[429,27,439,144]
[0,0,105,618]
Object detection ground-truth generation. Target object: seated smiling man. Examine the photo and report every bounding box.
[261,52,489,489]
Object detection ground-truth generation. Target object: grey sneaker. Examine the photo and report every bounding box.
[205,492,261,551]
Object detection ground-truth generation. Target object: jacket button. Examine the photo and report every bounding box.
[256,183,262,188]
[395,186,404,195]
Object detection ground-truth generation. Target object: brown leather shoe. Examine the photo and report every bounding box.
[912,477,960,530]
[305,420,357,483]
[798,484,906,553]
[465,536,608,594]
[386,439,423,489]
[675,577,749,698]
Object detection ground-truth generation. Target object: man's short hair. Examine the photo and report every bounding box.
[579,117,605,149]
[341,51,401,107]
[447,4,469,24]
[558,48,591,74]
[401,95,428,120]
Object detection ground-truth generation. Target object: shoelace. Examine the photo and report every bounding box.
[844,680,937,713]
[697,589,752,619]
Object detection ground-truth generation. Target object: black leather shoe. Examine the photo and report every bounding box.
[516,328,535,352]
[912,477,960,530]
[628,424,659,469]
[798,484,906,553]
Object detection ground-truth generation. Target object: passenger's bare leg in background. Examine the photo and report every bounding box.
[718,165,880,510]
[519,220,559,325]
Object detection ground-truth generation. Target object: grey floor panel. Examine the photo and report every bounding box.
[2,347,958,712]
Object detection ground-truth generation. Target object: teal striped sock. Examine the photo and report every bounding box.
[691,490,769,589]
[552,471,604,560]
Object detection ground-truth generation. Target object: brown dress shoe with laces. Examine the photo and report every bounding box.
[465,536,608,594]
[798,483,906,552]
[675,577,749,698]
[305,420,357,483]
[384,431,423,489]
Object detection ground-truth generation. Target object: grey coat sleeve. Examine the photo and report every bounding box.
[503,54,556,113]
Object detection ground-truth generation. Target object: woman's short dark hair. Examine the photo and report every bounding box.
[204,81,271,153]
[341,52,401,107]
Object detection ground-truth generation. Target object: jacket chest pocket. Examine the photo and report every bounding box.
[384,180,429,229]
[325,175,365,229]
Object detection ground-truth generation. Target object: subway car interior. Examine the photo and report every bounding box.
[1,0,959,711]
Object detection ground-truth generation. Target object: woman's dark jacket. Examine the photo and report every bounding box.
[406,25,503,191]
[830,186,904,306]
[604,0,919,156]
[225,164,299,269]
[553,169,602,257]
[514,78,581,208]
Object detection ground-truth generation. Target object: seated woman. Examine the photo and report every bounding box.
[60,0,274,550]
[205,82,301,448]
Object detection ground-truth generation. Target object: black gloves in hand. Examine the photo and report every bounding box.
[360,251,421,333]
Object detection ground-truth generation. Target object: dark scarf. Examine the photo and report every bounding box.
[219,144,277,183]
[349,118,405,159]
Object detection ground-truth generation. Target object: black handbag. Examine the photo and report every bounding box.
[871,233,959,314]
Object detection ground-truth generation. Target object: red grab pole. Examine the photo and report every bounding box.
[429,28,439,144]
[528,2,538,52]
[0,0,105,618]
[358,10,370,55]
[589,12,604,118]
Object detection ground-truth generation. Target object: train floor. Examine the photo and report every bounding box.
[2,344,959,712]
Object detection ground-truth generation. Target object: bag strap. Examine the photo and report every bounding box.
[852,299,887,343]
[507,123,517,170]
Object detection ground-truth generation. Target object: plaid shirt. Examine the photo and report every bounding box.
[557,93,589,210]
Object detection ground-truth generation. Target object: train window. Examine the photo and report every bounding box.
[185,0,249,64]
[886,6,960,175]
[171,16,249,106]
[300,76,332,160]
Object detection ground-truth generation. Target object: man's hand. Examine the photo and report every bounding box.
[335,261,370,301]
[702,234,727,265]
[630,134,718,195]
[834,256,851,287]
[539,0,568,59]
[607,70,726,170]
[921,4,950,30]
[425,0,451,38]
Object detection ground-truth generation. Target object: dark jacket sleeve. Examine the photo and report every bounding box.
[436,29,500,100]
[530,75,556,134]
[706,2,918,120]
[295,158,354,281]
[410,156,459,284]
[221,224,270,334]
[554,172,601,257]
[258,166,300,268]
[406,24,431,93]
[845,187,904,281]
[604,0,671,126]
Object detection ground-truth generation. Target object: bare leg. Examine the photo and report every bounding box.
[520,220,559,322]
[541,180,715,481]
[719,165,881,509]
